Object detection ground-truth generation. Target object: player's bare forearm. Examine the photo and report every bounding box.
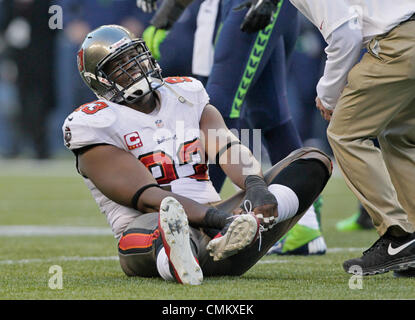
[218,144,263,189]
[199,105,277,218]
[77,144,210,225]
[139,190,210,225]
[199,104,263,189]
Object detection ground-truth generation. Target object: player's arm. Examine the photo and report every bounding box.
[77,144,231,228]
[199,104,261,188]
[142,0,194,59]
[199,104,278,217]
[316,22,363,113]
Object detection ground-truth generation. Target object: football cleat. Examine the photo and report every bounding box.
[336,209,374,232]
[336,213,364,231]
[267,224,326,255]
[206,213,260,262]
[158,197,203,285]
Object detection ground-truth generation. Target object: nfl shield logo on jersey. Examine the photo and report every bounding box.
[124,132,143,150]
[155,120,164,128]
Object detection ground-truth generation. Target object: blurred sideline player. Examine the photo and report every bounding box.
[143,0,203,77]
[62,25,332,284]
[138,0,327,256]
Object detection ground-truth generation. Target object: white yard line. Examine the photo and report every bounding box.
[327,247,364,253]
[0,159,78,177]
[0,158,343,178]
[0,256,119,265]
[0,248,365,265]
[0,226,113,236]
[257,259,289,264]
[0,224,364,265]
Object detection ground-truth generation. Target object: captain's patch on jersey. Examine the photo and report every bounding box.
[124,132,143,150]
[155,120,164,128]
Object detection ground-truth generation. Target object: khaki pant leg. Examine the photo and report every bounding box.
[327,21,415,235]
[378,98,415,227]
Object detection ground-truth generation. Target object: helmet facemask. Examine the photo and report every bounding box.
[96,40,163,104]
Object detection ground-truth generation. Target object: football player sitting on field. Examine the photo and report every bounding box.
[62,25,332,285]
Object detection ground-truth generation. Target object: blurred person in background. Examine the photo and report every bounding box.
[145,0,204,78]
[287,16,328,153]
[0,1,19,157]
[0,0,56,159]
[0,57,20,158]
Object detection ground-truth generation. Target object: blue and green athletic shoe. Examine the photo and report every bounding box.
[336,213,364,231]
[267,224,327,255]
[314,196,323,230]
[336,210,374,232]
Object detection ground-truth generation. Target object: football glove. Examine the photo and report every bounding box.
[234,0,280,33]
[142,25,168,60]
[137,0,158,13]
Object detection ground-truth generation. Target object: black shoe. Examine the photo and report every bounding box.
[343,232,415,276]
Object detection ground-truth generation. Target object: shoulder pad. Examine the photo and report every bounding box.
[71,100,117,128]
[163,76,209,109]
[62,100,117,150]
[164,76,204,93]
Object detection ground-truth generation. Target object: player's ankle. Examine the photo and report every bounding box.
[203,207,233,230]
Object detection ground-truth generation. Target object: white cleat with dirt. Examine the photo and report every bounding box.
[206,213,260,262]
[158,197,203,285]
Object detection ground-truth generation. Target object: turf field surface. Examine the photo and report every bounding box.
[0,158,414,300]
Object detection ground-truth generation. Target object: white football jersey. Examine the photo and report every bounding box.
[62,77,221,239]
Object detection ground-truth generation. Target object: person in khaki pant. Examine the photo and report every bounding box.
[329,20,415,234]
[326,17,415,276]
[237,0,415,277]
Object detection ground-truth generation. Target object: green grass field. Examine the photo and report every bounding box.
[0,158,414,300]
